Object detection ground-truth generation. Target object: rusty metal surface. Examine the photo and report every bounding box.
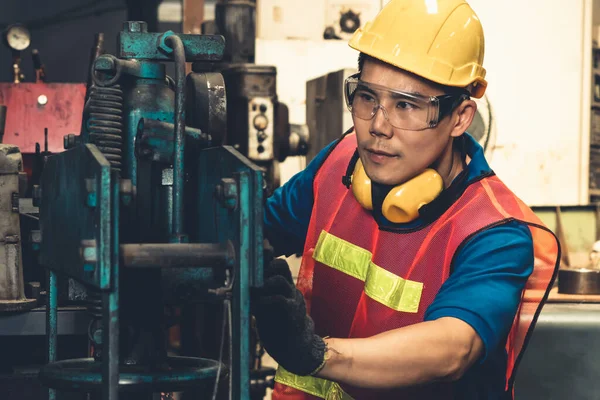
[0,83,86,153]
[0,144,36,313]
[185,72,227,146]
[117,31,225,61]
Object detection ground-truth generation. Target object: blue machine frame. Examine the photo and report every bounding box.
[37,22,264,400]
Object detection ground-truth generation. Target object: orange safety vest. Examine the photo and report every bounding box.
[272,132,559,400]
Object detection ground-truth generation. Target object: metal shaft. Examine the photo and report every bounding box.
[46,271,58,400]
[120,243,234,268]
[0,105,6,143]
[102,173,120,400]
[166,35,186,239]
[87,33,105,95]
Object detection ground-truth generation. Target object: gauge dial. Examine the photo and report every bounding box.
[5,25,31,51]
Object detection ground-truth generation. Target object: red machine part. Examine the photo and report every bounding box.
[0,83,86,153]
[0,83,86,179]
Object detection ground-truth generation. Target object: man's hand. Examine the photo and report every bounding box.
[251,259,326,376]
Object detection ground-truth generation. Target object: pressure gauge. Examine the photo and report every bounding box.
[5,24,31,51]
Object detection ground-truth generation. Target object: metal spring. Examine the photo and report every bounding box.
[85,85,124,172]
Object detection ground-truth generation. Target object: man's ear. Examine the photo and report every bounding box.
[450,100,477,138]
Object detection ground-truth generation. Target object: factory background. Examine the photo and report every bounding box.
[1,1,600,399]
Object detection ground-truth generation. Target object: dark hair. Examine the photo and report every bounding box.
[357,52,369,74]
[356,52,470,98]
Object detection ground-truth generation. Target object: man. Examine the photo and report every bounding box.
[254,0,560,399]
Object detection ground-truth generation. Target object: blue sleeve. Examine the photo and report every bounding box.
[424,220,534,361]
[263,141,338,257]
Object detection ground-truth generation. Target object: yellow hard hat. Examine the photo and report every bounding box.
[349,0,487,98]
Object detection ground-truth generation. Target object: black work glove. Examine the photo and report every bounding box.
[251,258,326,376]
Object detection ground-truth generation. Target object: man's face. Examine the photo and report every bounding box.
[353,59,458,186]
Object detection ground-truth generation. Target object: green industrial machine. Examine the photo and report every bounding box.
[35,21,265,400]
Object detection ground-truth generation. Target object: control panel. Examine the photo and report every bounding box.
[247,97,274,161]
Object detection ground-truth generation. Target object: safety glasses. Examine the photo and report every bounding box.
[344,74,468,131]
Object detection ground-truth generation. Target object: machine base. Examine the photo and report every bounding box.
[39,356,225,393]
[0,299,38,313]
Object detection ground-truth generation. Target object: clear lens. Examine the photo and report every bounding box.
[344,76,441,131]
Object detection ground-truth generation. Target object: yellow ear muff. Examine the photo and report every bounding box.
[381,169,444,223]
[351,158,373,210]
[350,159,444,223]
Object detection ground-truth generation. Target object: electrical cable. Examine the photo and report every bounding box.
[211,298,228,400]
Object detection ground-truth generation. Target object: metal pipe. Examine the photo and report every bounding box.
[102,172,120,400]
[138,118,209,143]
[86,33,105,96]
[120,242,235,268]
[0,105,6,143]
[46,270,58,400]
[136,118,211,163]
[165,35,186,238]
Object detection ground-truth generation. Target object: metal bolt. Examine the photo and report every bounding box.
[30,230,41,244]
[120,179,133,195]
[123,21,148,33]
[80,240,98,264]
[85,178,97,207]
[63,133,79,150]
[37,94,48,106]
[120,179,134,206]
[215,178,238,210]
[162,168,173,186]
[157,31,176,55]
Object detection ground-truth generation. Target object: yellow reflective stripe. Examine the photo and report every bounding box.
[313,230,423,313]
[364,262,423,313]
[314,230,371,281]
[274,367,354,400]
